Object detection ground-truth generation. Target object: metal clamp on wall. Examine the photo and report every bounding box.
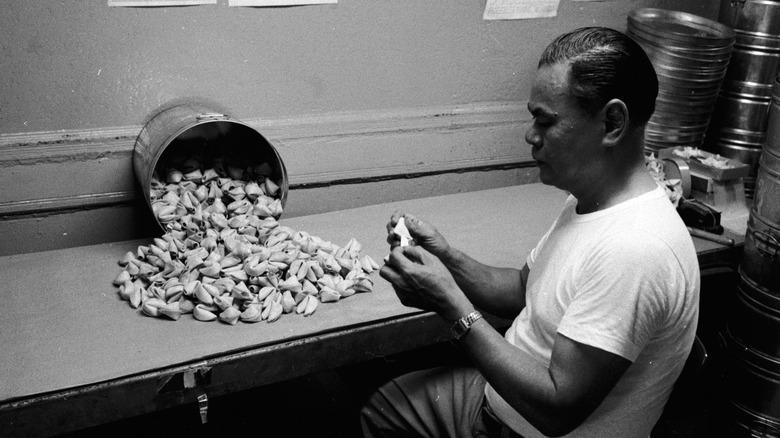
[155,363,214,425]
[197,393,209,424]
[185,367,212,424]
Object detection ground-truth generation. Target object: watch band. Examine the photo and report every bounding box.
[451,310,483,339]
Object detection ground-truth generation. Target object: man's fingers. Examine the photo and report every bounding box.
[379,264,403,286]
[385,246,406,268]
[403,214,426,237]
[393,287,424,309]
[386,245,434,272]
[386,221,396,238]
[380,262,420,300]
[400,245,427,264]
[388,211,404,233]
[386,234,400,247]
[387,246,423,272]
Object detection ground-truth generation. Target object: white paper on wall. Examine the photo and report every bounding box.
[483,0,560,20]
[108,0,216,6]
[228,0,336,6]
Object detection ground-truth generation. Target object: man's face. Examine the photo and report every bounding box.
[525,62,605,192]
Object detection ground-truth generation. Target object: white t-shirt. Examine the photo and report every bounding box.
[484,186,700,438]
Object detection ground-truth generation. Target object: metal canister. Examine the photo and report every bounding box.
[764,76,780,158]
[705,0,780,196]
[742,213,780,292]
[741,149,780,290]
[730,273,780,357]
[726,401,780,437]
[754,150,780,229]
[718,0,780,98]
[724,332,780,423]
[627,8,735,152]
[719,0,780,93]
[133,102,289,231]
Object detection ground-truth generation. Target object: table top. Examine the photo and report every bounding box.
[0,183,742,404]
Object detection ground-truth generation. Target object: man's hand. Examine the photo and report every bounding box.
[379,245,473,321]
[386,212,451,259]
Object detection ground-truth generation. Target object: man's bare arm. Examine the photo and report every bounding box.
[461,322,631,436]
[439,247,529,318]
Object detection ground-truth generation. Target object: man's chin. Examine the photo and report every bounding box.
[537,171,569,193]
[536,164,554,186]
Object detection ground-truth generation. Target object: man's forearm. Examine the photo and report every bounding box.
[460,320,583,437]
[438,246,526,318]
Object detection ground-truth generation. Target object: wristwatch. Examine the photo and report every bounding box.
[451,310,483,340]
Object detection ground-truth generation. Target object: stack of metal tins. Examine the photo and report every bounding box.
[705,0,780,198]
[724,76,780,437]
[627,8,735,154]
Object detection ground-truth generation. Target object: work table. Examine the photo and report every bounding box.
[0,183,744,437]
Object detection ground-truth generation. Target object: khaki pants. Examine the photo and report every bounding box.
[360,366,523,438]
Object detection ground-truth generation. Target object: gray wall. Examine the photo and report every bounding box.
[0,1,718,254]
[1,1,716,133]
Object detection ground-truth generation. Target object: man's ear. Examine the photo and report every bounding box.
[602,99,629,147]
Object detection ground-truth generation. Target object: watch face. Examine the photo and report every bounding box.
[452,319,469,338]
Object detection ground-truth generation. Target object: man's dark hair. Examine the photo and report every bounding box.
[539,27,658,126]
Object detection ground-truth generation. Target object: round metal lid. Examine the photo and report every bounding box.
[628,8,735,47]
[629,27,735,56]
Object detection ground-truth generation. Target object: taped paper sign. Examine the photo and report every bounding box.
[228,0,336,6]
[483,0,560,20]
[108,0,216,6]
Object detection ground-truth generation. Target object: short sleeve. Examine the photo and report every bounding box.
[556,233,678,361]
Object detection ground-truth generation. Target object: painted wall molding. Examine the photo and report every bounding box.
[0,101,533,217]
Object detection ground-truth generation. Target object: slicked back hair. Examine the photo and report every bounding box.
[539,27,658,127]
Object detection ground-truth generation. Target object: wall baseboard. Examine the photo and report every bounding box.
[0,101,532,217]
[0,101,536,254]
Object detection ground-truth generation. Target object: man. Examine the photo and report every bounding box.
[362,27,700,437]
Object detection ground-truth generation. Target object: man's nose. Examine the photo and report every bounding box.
[525,128,541,148]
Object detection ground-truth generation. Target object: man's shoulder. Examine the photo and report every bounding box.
[610,192,692,249]
[591,205,697,268]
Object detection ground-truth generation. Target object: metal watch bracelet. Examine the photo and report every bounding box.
[451,310,483,339]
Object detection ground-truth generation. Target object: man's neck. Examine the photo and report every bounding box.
[573,160,657,214]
